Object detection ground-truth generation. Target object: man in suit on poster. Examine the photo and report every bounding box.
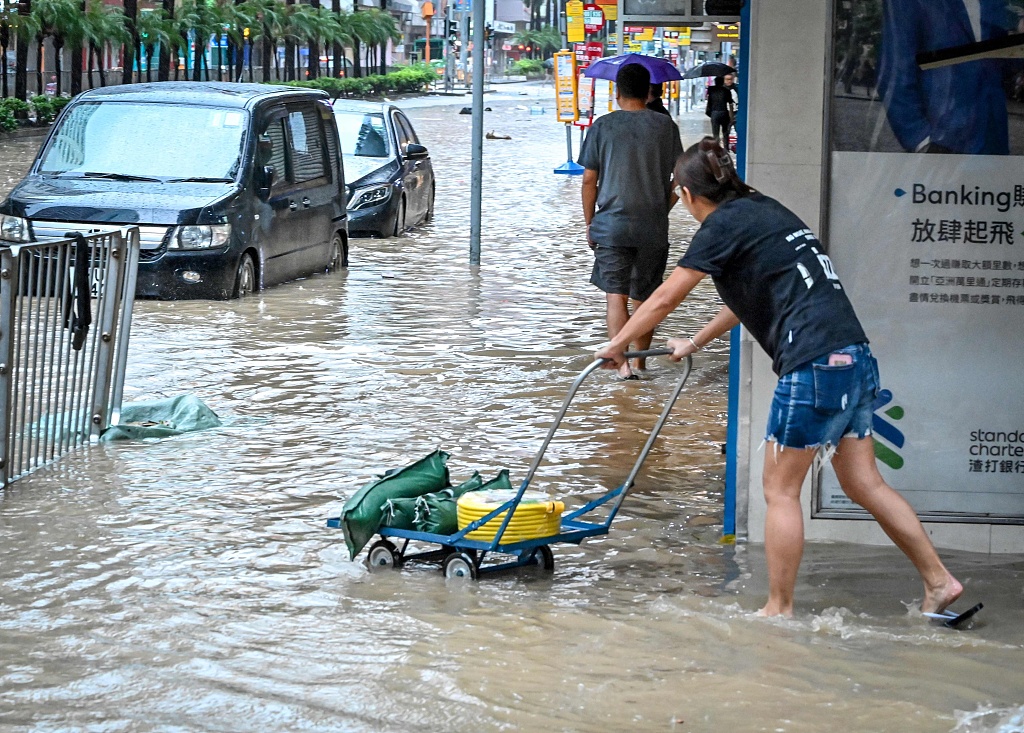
[878,0,1020,155]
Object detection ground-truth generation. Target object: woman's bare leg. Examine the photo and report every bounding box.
[758,444,817,617]
[830,436,962,613]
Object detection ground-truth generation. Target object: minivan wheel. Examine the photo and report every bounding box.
[391,197,406,238]
[234,253,256,298]
[328,232,348,271]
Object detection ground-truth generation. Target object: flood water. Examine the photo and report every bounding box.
[1,84,1022,733]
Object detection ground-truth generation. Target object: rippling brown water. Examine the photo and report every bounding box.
[0,85,1022,733]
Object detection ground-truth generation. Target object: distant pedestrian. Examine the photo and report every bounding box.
[705,76,734,147]
[596,138,964,618]
[647,83,671,116]
[723,73,739,134]
[579,63,683,380]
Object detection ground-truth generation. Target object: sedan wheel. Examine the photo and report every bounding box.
[234,253,256,298]
[391,197,406,238]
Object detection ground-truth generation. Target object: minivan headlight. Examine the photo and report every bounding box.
[170,224,231,250]
[0,214,30,243]
[348,184,392,211]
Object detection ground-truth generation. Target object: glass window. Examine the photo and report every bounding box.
[38,102,248,181]
[287,108,326,184]
[334,112,391,158]
[395,113,419,146]
[263,118,288,184]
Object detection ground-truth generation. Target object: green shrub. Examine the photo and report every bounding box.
[0,106,17,133]
[31,95,57,124]
[0,97,30,116]
[264,65,435,99]
[510,59,543,76]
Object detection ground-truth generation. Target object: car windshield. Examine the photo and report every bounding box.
[334,112,391,158]
[37,101,249,181]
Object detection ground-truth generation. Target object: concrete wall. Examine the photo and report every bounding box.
[739,0,1024,554]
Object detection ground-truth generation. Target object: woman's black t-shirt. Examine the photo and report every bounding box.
[677,193,868,376]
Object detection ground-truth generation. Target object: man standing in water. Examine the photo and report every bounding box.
[580,63,683,379]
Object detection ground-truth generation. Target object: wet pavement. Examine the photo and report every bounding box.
[0,83,1022,733]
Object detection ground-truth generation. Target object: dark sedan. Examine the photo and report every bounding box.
[333,101,434,238]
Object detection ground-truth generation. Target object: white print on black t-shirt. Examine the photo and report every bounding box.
[785,228,843,291]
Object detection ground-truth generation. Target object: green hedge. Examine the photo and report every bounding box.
[272,64,437,99]
[0,95,71,130]
[510,59,544,76]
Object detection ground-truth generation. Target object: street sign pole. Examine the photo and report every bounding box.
[469,0,484,265]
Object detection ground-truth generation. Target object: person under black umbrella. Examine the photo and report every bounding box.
[705,76,735,147]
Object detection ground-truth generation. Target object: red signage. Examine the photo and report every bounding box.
[583,4,604,33]
[573,41,604,68]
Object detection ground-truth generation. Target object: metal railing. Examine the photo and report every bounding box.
[0,228,140,486]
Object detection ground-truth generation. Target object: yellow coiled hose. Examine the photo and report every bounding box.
[457,490,565,542]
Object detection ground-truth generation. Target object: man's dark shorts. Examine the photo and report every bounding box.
[590,244,670,301]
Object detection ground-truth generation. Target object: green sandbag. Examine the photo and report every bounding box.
[99,394,222,442]
[341,449,450,559]
[415,470,512,536]
[381,497,418,530]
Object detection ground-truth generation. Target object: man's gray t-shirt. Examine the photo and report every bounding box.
[578,109,683,249]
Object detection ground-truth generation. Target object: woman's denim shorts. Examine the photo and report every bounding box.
[765,343,880,449]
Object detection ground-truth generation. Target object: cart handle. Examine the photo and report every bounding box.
[516,349,692,503]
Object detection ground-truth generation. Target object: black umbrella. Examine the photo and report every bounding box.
[682,62,736,79]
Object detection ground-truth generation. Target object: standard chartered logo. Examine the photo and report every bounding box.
[872,389,905,470]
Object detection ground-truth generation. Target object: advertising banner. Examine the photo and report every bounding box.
[554,51,578,123]
[819,0,1024,521]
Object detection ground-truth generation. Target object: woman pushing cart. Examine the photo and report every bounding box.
[596,138,964,619]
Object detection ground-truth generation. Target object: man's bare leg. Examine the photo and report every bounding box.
[606,293,634,378]
[758,444,817,617]
[629,298,655,371]
[830,436,963,613]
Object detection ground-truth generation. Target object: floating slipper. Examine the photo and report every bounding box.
[619,372,640,381]
[923,602,984,629]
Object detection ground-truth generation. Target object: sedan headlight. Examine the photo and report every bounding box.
[0,214,31,243]
[170,224,231,250]
[348,184,392,211]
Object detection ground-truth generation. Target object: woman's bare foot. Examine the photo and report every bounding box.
[921,573,963,614]
[617,362,637,380]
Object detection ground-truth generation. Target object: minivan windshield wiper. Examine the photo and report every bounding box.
[80,171,164,182]
[164,176,236,183]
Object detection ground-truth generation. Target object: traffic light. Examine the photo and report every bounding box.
[484,23,492,45]
[446,18,459,45]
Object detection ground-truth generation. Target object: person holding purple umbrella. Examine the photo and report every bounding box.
[578,63,683,380]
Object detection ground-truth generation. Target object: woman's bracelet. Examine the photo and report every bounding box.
[688,336,702,352]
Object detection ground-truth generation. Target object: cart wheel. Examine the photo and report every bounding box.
[443,552,477,580]
[367,540,399,571]
[529,545,555,572]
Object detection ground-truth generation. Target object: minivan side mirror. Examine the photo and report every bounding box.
[404,143,429,159]
[258,165,275,200]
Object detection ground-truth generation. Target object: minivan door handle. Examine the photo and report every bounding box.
[301,197,311,208]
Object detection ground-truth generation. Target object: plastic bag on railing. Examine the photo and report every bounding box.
[99,394,221,442]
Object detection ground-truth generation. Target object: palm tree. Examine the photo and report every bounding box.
[282,0,294,79]
[287,2,343,80]
[29,0,47,95]
[170,0,199,80]
[83,0,127,88]
[36,0,80,96]
[122,0,139,83]
[1,6,12,98]
[158,0,173,80]
[13,0,36,100]
[136,9,171,82]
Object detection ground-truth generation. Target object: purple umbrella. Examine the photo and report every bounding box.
[581,53,683,83]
